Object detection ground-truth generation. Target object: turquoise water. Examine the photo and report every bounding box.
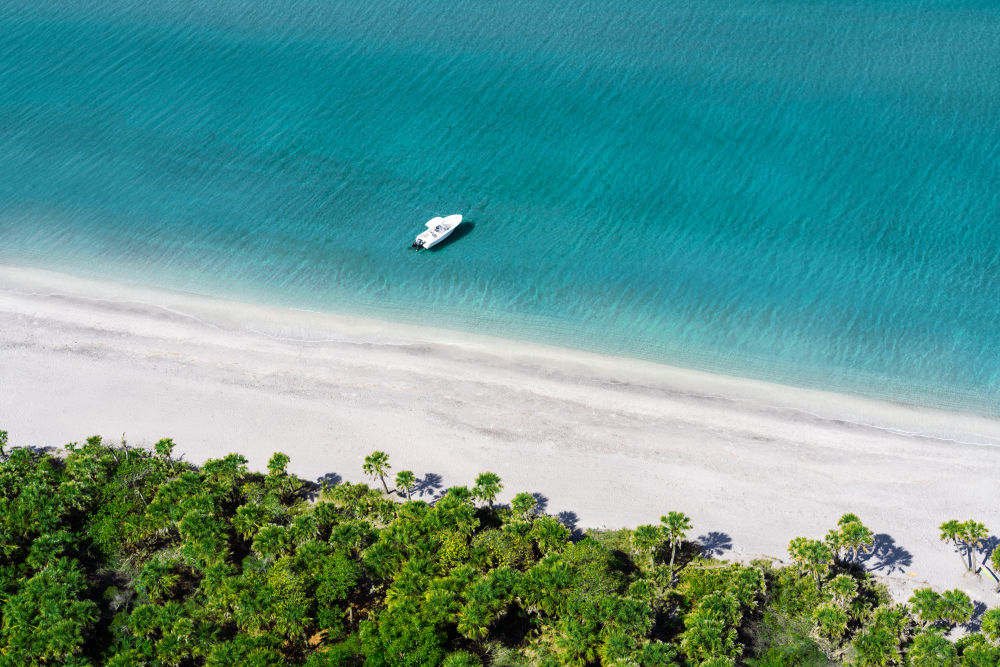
[2,1,999,414]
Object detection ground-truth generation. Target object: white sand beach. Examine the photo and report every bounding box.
[1,264,999,609]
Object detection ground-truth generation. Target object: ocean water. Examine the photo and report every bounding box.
[1,1,999,415]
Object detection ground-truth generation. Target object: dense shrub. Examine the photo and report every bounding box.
[0,433,985,665]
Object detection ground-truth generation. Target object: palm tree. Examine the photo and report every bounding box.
[598,630,641,666]
[789,537,832,589]
[660,511,692,584]
[154,438,177,473]
[825,528,844,562]
[154,437,175,460]
[632,525,662,569]
[267,451,290,477]
[813,603,848,640]
[442,650,482,667]
[939,519,965,570]
[991,551,1000,593]
[554,616,600,666]
[962,643,1000,666]
[456,599,491,642]
[232,502,271,540]
[853,626,900,667]
[908,588,941,627]
[457,580,500,641]
[802,541,832,590]
[699,592,740,626]
[395,470,416,500]
[472,472,502,508]
[908,630,957,667]
[958,520,989,571]
[937,589,974,628]
[825,574,858,609]
[837,512,863,527]
[840,520,875,561]
[136,555,181,603]
[510,492,538,521]
[0,429,7,460]
[442,485,475,506]
[529,516,570,554]
[362,451,391,494]
[680,613,739,663]
[981,608,1000,643]
[872,605,909,644]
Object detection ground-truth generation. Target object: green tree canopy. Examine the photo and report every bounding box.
[395,470,416,501]
[661,511,692,584]
[472,472,503,508]
[362,450,392,494]
[909,630,958,667]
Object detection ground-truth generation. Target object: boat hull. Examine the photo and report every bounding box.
[412,214,462,249]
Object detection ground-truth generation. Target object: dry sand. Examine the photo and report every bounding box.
[1,264,999,614]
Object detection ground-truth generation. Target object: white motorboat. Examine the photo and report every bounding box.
[411,214,463,249]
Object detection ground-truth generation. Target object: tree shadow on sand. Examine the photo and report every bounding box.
[964,600,989,634]
[532,493,549,515]
[697,531,734,558]
[855,533,913,574]
[496,493,550,516]
[306,472,343,500]
[980,536,1000,563]
[557,511,586,541]
[413,472,444,499]
[317,472,342,488]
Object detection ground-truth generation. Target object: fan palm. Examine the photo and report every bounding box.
[937,589,973,628]
[529,516,570,554]
[472,472,502,508]
[362,451,391,494]
[939,519,964,570]
[510,492,537,521]
[660,511,691,584]
[789,537,832,589]
[840,520,875,561]
[981,608,1000,642]
[853,626,900,667]
[825,574,858,609]
[814,603,848,640]
[908,587,941,627]
[908,630,957,667]
[395,470,416,500]
[958,520,989,571]
[632,524,662,569]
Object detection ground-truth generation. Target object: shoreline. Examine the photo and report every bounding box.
[2,263,1000,605]
[4,264,998,447]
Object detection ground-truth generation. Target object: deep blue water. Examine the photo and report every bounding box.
[2,1,999,414]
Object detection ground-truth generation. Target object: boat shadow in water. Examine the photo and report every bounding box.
[425,221,475,251]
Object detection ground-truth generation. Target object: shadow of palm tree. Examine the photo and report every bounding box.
[413,472,444,498]
[557,511,585,541]
[856,533,913,574]
[531,493,549,515]
[317,472,342,488]
[698,531,734,558]
[981,536,1000,561]
[965,600,988,633]
[305,472,343,500]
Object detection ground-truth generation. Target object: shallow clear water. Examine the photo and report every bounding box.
[2,1,999,414]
